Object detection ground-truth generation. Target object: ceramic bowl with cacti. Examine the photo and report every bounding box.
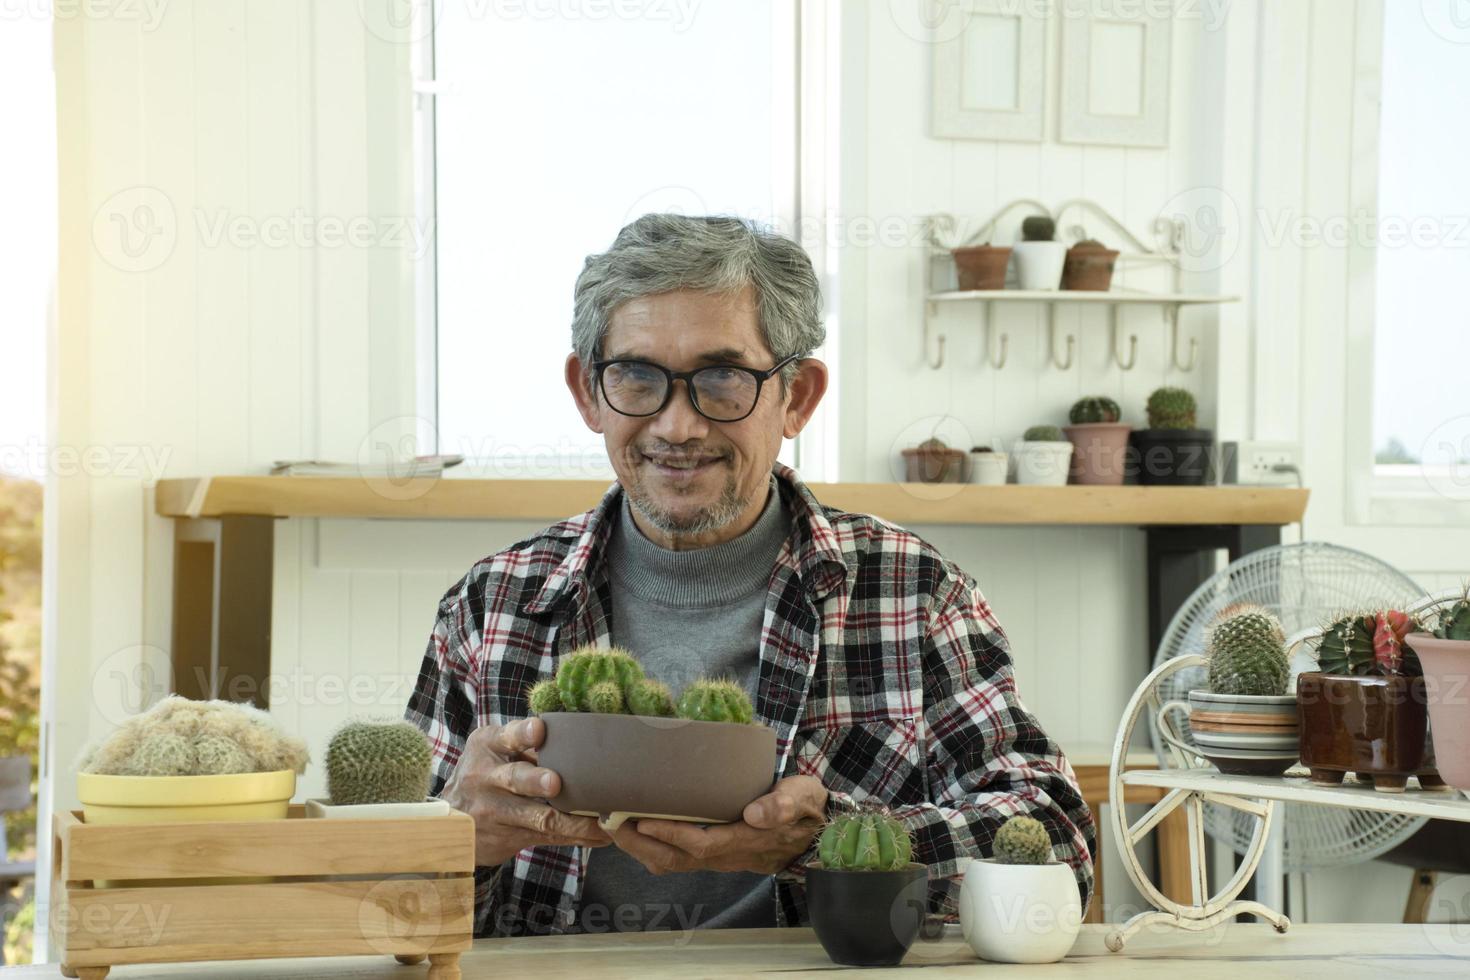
[530,647,777,831]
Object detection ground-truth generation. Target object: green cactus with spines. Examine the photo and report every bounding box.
[626,678,676,718]
[676,679,755,724]
[528,678,563,714]
[1146,387,1197,430]
[555,647,646,712]
[192,733,256,775]
[1024,425,1065,443]
[587,680,625,714]
[992,815,1054,865]
[818,811,913,871]
[1021,215,1055,241]
[78,695,310,777]
[130,732,194,776]
[1068,396,1121,425]
[1433,590,1470,641]
[1206,604,1290,696]
[325,719,433,806]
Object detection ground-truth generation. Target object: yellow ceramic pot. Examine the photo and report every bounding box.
[77,770,296,825]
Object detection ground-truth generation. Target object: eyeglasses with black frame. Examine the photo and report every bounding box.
[591,354,802,423]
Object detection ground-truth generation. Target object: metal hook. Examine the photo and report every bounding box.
[1166,304,1198,371]
[1047,305,1075,371]
[929,332,946,370]
[1111,306,1138,371]
[924,300,945,370]
[980,301,1008,369]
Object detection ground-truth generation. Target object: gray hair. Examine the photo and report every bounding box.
[571,213,824,387]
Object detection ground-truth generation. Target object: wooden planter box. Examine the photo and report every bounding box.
[50,805,475,980]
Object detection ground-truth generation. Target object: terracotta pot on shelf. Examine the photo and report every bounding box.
[1062,423,1132,486]
[1060,241,1119,291]
[1296,672,1429,793]
[1408,632,1470,793]
[951,245,1012,291]
[902,445,967,483]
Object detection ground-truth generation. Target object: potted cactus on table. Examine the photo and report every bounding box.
[1014,425,1073,486]
[1129,386,1215,485]
[1408,589,1470,796]
[806,809,929,967]
[306,719,447,818]
[1062,396,1131,486]
[1183,606,1299,776]
[959,815,1082,964]
[77,696,308,826]
[531,646,776,831]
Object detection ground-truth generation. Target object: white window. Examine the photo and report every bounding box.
[421,2,831,480]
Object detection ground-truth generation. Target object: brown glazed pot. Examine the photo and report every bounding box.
[1296,672,1428,793]
[951,245,1012,291]
[902,446,967,483]
[1060,243,1119,291]
[536,712,776,830]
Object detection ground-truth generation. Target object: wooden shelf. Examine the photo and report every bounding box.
[927,288,1239,305]
[1121,768,1470,822]
[155,477,1308,527]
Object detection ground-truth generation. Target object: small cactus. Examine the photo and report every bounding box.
[78,696,309,777]
[676,679,754,724]
[527,679,563,714]
[555,647,645,713]
[325,720,432,806]
[992,815,1054,865]
[1206,604,1290,697]
[1146,387,1197,430]
[1021,215,1055,241]
[626,678,676,718]
[1433,590,1470,641]
[818,810,913,871]
[1024,424,1065,443]
[1314,610,1422,677]
[1068,396,1121,425]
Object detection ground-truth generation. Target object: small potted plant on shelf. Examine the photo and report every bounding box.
[1408,589,1470,796]
[1299,610,1432,792]
[77,696,309,826]
[1184,606,1299,776]
[959,815,1081,964]
[807,808,929,968]
[531,647,776,831]
[968,445,1008,485]
[1062,396,1131,486]
[1014,425,1073,486]
[1129,387,1215,485]
[902,436,967,484]
[1060,238,1119,291]
[1013,216,1067,290]
[306,719,448,819]
[950,239,1012,291]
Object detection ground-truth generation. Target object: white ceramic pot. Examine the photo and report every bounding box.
[968,451,1008,485]
[958,859,1082,964]
[1014,442,1073,486]
[305,797,451,820]
[1012,241,1068,290]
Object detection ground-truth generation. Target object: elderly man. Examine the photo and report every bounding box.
[407,214,1095,938]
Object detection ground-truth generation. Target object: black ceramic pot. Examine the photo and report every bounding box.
[1129,429,1215,485]
[806,864,929,967]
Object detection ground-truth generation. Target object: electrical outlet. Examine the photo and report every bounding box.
[1222,441,1302,486]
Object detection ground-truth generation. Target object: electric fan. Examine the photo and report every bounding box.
[1148,542,1428,871]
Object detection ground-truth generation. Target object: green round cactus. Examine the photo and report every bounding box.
[1021,215,1055,241]
[325,720,432,806]
[1146,387,1197,430]
[992,815,1054,864]
[1023,424,1065,443]
[626,678,676,718]
[1068,396,1121,425]
[587,680,625,714]
[818,811,913,871]
[1207,605,1290,696]
[555,648,646,712]
[676,679,754,724]
[527,679,564,714]
[1434,593,1470,641]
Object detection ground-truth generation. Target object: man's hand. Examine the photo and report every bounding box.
[439,718,612,867]
[608,774,827,875]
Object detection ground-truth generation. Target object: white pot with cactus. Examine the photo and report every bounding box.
[306,719,449,819]
[1013,426,1074,487]
[1012,216,1068,290]
[76,696,309,826]
[959,815,1081,964]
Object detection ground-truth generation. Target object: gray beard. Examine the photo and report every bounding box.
[626,471,748,537]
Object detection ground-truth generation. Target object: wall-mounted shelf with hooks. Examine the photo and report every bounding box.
[921,201,1239,372]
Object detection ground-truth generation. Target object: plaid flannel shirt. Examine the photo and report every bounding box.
[406,463,1095,937]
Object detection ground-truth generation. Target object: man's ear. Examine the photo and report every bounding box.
[781,358,829,439]
[565,354,604,434]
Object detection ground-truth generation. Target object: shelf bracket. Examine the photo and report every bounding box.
[1047,304,1075,371]
[924,299,945,370]
[980,301,1008,369]
[1167,304,1198,372]
[1110,305,1138,371]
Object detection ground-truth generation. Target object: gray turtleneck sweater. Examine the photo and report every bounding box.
[575,478,790,933]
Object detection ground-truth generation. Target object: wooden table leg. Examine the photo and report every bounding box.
[1158,806,1192,904]
[395,953,427,965]
[427,952,461,980]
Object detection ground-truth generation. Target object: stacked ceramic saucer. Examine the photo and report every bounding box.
[1187,690,1299,776]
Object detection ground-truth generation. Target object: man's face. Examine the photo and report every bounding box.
[566,286,826,548]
